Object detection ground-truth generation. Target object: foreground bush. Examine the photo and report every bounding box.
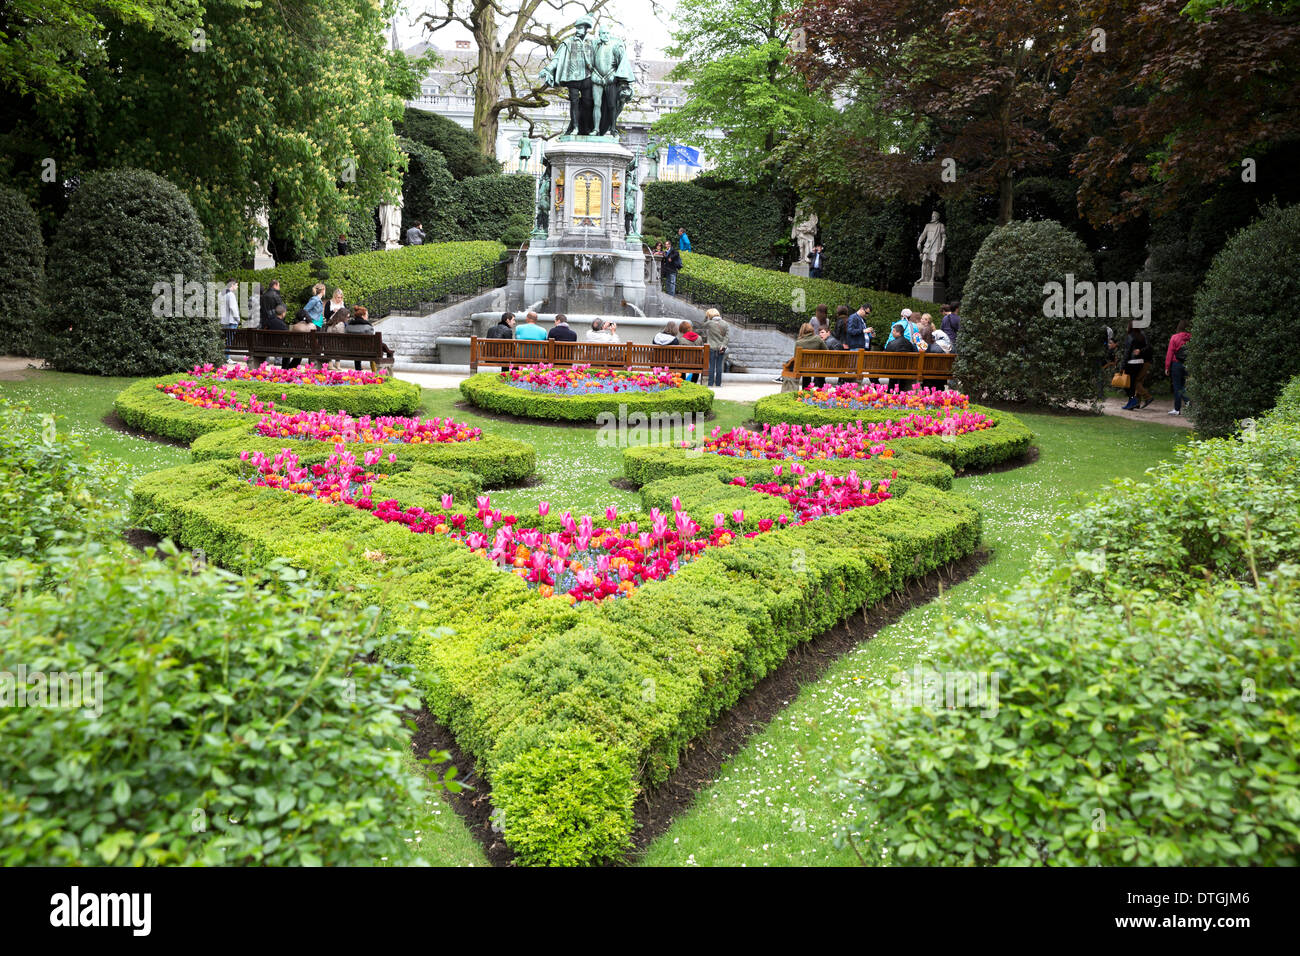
[0,402,123,560]
[44,168,221,376]
[953,220,1097,407]
[0,186,45,356]
[676,253,936,335]
[831,561,1300,865]
[1189,203,1300,437]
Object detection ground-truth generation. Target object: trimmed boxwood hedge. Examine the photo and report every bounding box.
[188,421,536,488]
[130,439,981,866]
[677,253,938,335]
[750,394,1034,472]
[115,373,421,443]
[460,372,715,423]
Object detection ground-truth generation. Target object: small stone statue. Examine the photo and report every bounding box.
[536,168,551,230]
[917,210,946,282]
[252,206,275,267]
[378,199,402,250]
[645,140,660,181]
[791,204,819,264]
[624,178,639,235]
[517,136,532,173]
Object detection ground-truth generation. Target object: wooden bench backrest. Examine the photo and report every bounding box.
[791,347,955,381]
[471,337,707,375]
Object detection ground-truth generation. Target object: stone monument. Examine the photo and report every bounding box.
[252,206,275,269]
[913,210,946,301]
[379,199,402,251]
[789,205,818,278]
[524,12,647,314]
[516,136,532,173]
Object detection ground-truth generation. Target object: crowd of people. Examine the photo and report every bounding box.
[1101,320,1191,416]
[483,306,731,387]
[785,302,962,389]
[217,276,377,369]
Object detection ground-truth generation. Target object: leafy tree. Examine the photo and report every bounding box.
[415,0,615,158]
[1188,203,1300,436]
[652,0,834,182]
[0,186,46,356]
[1054,0,1300,229]
[44,168,221,376]
[953,220,1097,406]
[398,107,500,179]
[792,0,1078,224]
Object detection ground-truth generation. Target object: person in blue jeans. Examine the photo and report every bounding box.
[703,308,728,387]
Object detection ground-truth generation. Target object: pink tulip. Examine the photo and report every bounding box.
[441,493,454,509]
[731,510,745,524]
[539,501,550,517]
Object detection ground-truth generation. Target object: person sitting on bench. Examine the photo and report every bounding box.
[343,306,375,371]
[283,308,317,369]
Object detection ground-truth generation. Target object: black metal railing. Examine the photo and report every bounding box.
[360,259,507,320]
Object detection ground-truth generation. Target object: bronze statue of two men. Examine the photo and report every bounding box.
[540,16,636,136]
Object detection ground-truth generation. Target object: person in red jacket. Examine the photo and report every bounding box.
[1165,320,1191,416]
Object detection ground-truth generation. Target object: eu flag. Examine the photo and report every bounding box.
[666,144,701,167]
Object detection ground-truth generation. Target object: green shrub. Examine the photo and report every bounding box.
[0,544,442,866]
[1262,373,1300,427]
[130,451,982,865]
[750,396,1034,471]
[499,213,533,248]
[401,139,460,242]
[231,241,505,319]
[460,372,714,423]
[1188,203,1300,437]
[0,402,124,559]
[0,186,46,356]
[953,220,1097,407]
[398,108,501,181]
[829,561,1300,865]
[643,180,787,267]
[44,168,221,376]
[446,175,534,243]
[676,253,937,335]
[112,377,305,444]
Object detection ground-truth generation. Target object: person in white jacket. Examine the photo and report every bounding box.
[585,317,621,343]
[219,278,241,363]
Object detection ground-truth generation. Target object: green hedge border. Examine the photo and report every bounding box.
[114,373,423,443]
[130,444,980,866]
[459,372,715,423]
[189,422,536,488]
[751,393,1034,471]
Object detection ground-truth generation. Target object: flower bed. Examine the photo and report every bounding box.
[114,369,422,443]
[196,362,391,387]
[130,440,980,866]
[702,416,993,462]
[253,409,483,446]
[503,364,684,395]
[460,370,714,423]
[797,382,970,412]
[752,392,1034,471]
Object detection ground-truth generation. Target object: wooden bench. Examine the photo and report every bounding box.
[470,337,709,379]
[225,329,395,371]
[783,348,955,385]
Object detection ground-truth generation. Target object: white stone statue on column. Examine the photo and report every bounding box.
[379,196,403,251]
[252,206,275,269]
[789,204,817,277]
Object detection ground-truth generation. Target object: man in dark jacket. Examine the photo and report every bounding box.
[485,312,516,339]
[940,302,961,348]
[663,245,683,295]
[884,321,918,392]
[263,304,290,331]
[547,314,578,341]
[259,279,284,327]
[845,303,873,351]
[807,245,826,278]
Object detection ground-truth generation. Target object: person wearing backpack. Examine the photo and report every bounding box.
[1165,320,1191,416]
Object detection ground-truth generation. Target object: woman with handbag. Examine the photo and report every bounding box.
[1121,323,1153,410]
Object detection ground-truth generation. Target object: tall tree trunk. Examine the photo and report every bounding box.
[998,170,1014,225]
[473,5,500,160]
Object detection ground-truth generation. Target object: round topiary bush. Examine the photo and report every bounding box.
[0,186,46,356]
[44,168,221,376]
[953,220,1096,406]
[1188,203,1300,437]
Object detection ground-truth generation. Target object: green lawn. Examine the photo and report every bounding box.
[1,369,1190,866]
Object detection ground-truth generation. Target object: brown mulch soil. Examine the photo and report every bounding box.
[101,410,190,448]
[407,547,990,867]
[608,477,639,491]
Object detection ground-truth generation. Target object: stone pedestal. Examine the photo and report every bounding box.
[523,138,647,314]
[788,262,810,278]
[912,280,946,303]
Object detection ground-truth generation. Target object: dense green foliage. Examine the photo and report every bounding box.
[0,402,123,560]
[232,241,505,317]
[0,185,45,356]
[398,107,501,180]
[643,180,788,267]
[830,379,1300,866]
[460,373,714,423]
[44,168,222,376]
[1188,203,1300,436]
[953,220,1097,406]
[676,253,937,335]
